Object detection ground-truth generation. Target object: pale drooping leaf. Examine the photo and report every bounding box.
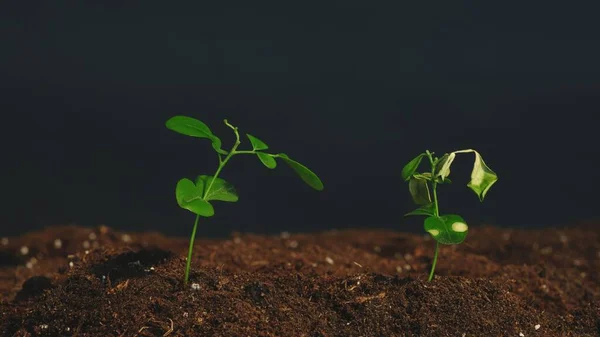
[450,149,498,201]
[423,214,468,245]
[401,153,426,181]
[408,175,431,205]
[435,152,456,181]
[466,151,498,201]
[175,178,215,217]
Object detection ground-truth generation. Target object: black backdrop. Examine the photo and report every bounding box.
[1,1,598,238]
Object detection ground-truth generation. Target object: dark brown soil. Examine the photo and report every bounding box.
[1,222,599,336]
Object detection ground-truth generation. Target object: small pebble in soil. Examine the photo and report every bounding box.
[69,261,74,268]
[502,232,511,240]
[99,225,109,235]
[233,237,242,244]
[20,246,29,255]
[53,239,63,249]
[26,257,37,269]
[280,231,291,239]
[404,253,413,261]
[539,246,552,255]
[40,324,49,330]
[183,312,189,318]
[404,264,412,271]
[534,324,541,330]
[396,266,403,273]
[519,332,525,337]
[1,237,8,246]
[325,256,334,265]
[580,272,586,278]
[82,241,90,249]
[573,259,582,266]
[191,283,201,291]
[373,245,381,253]
[121,234,132,243]
[559,234,568,243]
[88,232,97,240]
[287,240,299,249]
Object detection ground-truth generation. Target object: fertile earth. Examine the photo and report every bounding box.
[0,222,599,336]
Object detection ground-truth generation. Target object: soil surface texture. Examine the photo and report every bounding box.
[0,222,599,336]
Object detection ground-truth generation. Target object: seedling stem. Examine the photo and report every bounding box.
[401,148,498,281]
[167,116,324,287]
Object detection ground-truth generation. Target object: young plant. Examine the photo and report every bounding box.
[401,149,498,281]
[166,116,324,287]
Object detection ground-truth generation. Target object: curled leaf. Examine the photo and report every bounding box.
[435,152,456,181]
[466,151,498,201]
[277,154,324,191]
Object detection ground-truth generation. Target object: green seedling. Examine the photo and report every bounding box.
[401,149,498,281]
[166,116,324,287]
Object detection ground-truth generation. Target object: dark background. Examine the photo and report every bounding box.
[1,1,598,238]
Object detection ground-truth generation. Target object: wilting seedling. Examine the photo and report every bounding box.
[401,149,498,281]
[166,116,324,287]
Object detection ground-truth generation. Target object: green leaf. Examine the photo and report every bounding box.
[257,152,277,169]
[408,175,431,205]
[196,175,238,202]
[277,154,324,191]
[166,116,227,155]
[435,152,456,181]
[466,151,498,201]
[175,178,214,217]
[210,137,228,155]
[166,116,214,139]
[405,203,435,217]
[246,134,269,151]
[424,214,468,245]
[401,153,426,181]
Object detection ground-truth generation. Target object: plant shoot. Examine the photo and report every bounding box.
[166,116,324,287]
[402,149,498,281]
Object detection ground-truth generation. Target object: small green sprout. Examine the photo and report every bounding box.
[166,116,324,287]
[401,149,498,281]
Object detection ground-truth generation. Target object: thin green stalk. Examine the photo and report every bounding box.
[184,214,200,287]
[427,150,440,281]
[183,120,258,287]
[428,240,439,281]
